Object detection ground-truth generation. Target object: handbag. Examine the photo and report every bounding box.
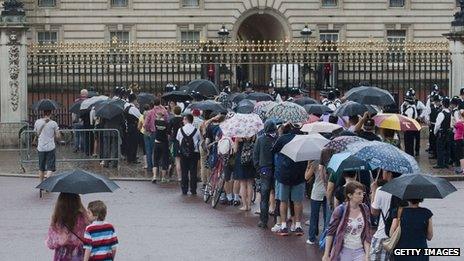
[383,207,403,251]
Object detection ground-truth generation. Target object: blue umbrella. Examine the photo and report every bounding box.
[346,141,419,174]
[327,152,373,176]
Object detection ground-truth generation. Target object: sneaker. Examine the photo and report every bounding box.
[306,239,316,245]
[277,227,289,236]
[305,220,310,226]
[290,224,296,232]
[151,177,157,184]
[271,224,281,233]
[293,226,304,236]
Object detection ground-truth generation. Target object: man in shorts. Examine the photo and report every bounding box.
[34,110,60,182]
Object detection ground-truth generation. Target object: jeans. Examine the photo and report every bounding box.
[72,123,83,151]
[259,174,274,224]
[308,198,327,241]
[144,134,154,170]
[180,153,199,194]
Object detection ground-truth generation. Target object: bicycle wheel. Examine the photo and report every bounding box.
[203,174,213,203]
[211,172,225,208]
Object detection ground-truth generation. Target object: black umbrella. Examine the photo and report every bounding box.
[87,90,99,98]
[95,99,125,119]
[137,92,155,106]
[228,92,248,104]
[161,91,193,102]
[334,101,373,117]
[380,174,457,200]
[36,169,120,194]
[32,99,59,111]
[304,104,332,115]
[344,86,395,106]
[190,91,208,101]
[246,92,274,102]
[294,97,319,106]
[187,79,219,97]
[69,100,83,114]
[235,99,255,114]
[189,100,227,113]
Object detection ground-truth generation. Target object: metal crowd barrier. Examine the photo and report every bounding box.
[19,128,121,172]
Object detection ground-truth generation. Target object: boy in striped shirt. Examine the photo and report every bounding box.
[84,200,118,261]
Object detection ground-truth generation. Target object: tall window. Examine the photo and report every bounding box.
[110,31,130,43]
[182,0,199,7]
[181,31,200,43]
[387,30,406,62]
[321,0,337,7]
[111,0,127,7]
[38,31,57,44]
[387,30,406,43]
[389,0,405,7]
[319,30,339,42]
[38,0,56,7]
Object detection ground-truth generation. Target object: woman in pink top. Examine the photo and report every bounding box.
[46,193,89,261]
[454,110,464,174]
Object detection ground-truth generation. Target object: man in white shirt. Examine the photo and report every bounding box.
[34,110,61,182]
[369,170,402,261]
[177,114,201,195]
[124,93,142,164]
[402,96,418,156]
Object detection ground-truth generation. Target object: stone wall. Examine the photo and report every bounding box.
[22,0,459,42]
[0,122,27,147]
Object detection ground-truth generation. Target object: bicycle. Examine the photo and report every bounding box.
[203,138,232,208]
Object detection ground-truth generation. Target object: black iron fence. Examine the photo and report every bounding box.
[27,39,451,126]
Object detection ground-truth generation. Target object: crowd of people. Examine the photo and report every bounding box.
[34,81,463,261]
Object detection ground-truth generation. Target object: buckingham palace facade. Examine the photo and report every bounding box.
[6,0,460,44]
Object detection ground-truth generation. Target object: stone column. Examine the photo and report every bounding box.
[0,0,28,146]
[445,1,464,96]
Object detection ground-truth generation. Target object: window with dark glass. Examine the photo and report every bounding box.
[38,0,56,7]
[110,31,130,43]
[38,31,57,44]
[111,0,128,7]
[182,0,199,7]
[321,0,337,7]
[389,0,405,7]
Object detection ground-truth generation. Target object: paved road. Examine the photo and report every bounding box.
[0,177,463,261]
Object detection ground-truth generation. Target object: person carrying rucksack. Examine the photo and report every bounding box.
[369,170,406,261]
[176,114,201,195]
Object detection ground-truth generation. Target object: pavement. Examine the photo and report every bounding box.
[0,176,463,261]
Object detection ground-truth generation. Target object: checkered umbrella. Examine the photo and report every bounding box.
[266,102,308,124]
[324,135,367,153]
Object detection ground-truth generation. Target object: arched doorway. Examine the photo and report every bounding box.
[233,10,290,89]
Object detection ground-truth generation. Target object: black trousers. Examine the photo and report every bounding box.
[125,128,139,163]
[404,131,415,156]
[429,124,437,157]
[436,131,450,167]
[180,153,199,194]
[103,132,119,167]
[413,130,421,154]
[259,174,274,224]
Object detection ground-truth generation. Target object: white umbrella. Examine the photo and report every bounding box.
[301,121,342,133]
[80,95,109,110]
[280,134,329,162]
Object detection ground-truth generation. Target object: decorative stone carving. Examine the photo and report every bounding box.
[7,32,20,111]
[452,0,464,27]
[1,0,25,16]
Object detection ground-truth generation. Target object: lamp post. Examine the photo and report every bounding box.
[216,25,230,88]
[300,25,312,90]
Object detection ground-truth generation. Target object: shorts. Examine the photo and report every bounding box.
[275,181,305,202]
[38,149,56,172]
[153,142,169,170]
[223,164,233,182]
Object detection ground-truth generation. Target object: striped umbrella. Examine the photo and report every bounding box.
[373,113,422,131]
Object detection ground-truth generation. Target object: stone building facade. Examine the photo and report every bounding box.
[2,0,460,43]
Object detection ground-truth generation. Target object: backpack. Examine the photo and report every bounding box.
[240,141,254,165]
[381,195,408,237]
[180,128,197,158]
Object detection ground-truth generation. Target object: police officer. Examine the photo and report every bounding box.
[323,91,338,111]
[124,92,142,164]
[434,96,451,168]
[401,88,425,156]
[402,95,418,156]
[268,79,277,100]
[428,95,441,159]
